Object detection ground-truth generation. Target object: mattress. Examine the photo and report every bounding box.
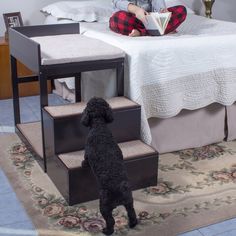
[44,14,236,144]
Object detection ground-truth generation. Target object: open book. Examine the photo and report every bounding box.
[144,12,172,36]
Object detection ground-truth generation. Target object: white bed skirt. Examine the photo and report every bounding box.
[54,70,116,102]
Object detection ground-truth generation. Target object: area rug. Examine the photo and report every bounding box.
[1,134,236,236]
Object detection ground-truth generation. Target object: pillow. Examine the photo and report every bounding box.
[41,0,113,23]
[165,0,195,14]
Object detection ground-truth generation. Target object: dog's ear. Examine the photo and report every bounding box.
[104,106,114,123]
[81,109,91,127]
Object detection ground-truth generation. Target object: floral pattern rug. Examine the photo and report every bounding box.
[2,134,236,236]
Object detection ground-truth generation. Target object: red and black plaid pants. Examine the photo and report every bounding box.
[109,5,187,36]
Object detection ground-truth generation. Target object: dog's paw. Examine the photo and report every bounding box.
[129,218,138,228]
[81,160,90,168]
[102,227,114,235]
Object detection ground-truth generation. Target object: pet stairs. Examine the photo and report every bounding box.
[9,23,158,205]
[17,97,158,205]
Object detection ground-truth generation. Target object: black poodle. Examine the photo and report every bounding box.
[81,97,138,235]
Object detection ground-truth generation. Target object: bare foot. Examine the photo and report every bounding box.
[129,29,141,37]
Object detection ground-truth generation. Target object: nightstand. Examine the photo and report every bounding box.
[0,36,51,99]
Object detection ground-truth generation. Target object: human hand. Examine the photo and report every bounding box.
[135,7,148,24]
[160,8,169,13]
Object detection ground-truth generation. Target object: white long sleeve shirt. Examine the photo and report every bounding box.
[112,0,167,13]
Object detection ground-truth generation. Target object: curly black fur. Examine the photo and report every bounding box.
[81,97,138,235]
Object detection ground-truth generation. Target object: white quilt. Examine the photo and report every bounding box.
[45,14,236,144]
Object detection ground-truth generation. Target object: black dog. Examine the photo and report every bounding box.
[81,97,138,235]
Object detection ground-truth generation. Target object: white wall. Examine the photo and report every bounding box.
[183,0,236,22]
[0,0,76,36]
[1,0,236,36]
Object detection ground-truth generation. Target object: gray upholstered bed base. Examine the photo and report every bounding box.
[149,104,226,153]
[226,104,236,141]
[53,80,234,154]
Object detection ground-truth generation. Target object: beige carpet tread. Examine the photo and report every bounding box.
[17,122,156,169]
[44,97,139,118]
[58,140,157,169]
[17,122,43,158]
[31,34,125,65]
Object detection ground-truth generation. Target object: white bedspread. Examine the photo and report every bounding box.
[45,14,236,144]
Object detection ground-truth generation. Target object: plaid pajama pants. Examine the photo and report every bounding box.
[109,5,187,36]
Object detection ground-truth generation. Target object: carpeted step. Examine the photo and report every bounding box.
[43,96,141,155]
[17,122,43,157]
[17,122,158,205]
[58,140,156,168]
[44,96,137,117]
[47,139,158,205]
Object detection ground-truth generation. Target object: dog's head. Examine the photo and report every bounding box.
[81,97,114,127]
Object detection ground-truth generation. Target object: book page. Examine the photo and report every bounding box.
[144,15,160,31]
[150,12,172,34]
[159,16,166,28]
[144,12,172,36]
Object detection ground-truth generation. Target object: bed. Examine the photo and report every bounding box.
[42,1,236,153]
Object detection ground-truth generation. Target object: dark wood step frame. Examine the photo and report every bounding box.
[9,23,125,172]
[16,122,158,205]
[48,151,158,205]
[43,104,141,156]
[9,24,159,206]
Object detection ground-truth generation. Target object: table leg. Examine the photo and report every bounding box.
[117,61,124,96]
[11,56,20,126]
[75,73,81,102]
[39,73,48,172]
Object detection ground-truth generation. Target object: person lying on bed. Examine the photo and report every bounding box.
[110,0,187,36]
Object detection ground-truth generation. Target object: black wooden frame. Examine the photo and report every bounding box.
[8,24,124,172]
